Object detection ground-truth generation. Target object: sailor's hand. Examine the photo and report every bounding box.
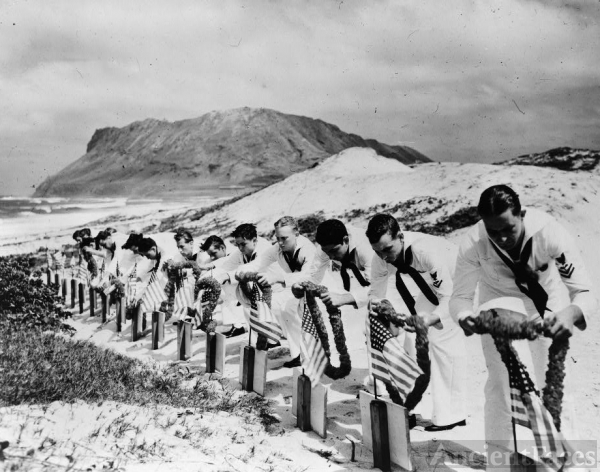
[458,314,481,336]
[291,283,304,299]
[421,313,443,330]
[321,292,354,308]
[256,272,276,287]
[546,305,582,341]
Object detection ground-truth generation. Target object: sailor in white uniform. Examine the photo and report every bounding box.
[367,213,467,431]
[307,219,374,311]
[211,224,274,337]
[236,216,323,367]
[450,184,597,457]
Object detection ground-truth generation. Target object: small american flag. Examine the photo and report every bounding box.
[173,274,194,314]
[141,271,166,312]
[126,264,139,301]
[68,255,77,275]
[505,343,571,470]
[248,282,283,343]
[366,314,422,403]
[298,297,328,386]
[76,261,90,284]
[52,252,65,271]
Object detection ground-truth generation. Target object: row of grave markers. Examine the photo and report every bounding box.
[44,267,413,472]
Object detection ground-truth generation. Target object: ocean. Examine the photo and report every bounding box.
[0,196,222,256]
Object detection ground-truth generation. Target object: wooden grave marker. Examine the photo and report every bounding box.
[291,368,328,438]
[131,304,144,342]
[241,345,255,391]
[238,346,268,396]
[359,390,412,472]
[177,320,192,361]
[70,279,76,308]
[78,283,85,314]
[151,310,165,349]
[62,279,68,303]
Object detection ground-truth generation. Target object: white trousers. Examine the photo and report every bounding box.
[392,291,468,426]
[271,288,302,357]
[219,282,246,327]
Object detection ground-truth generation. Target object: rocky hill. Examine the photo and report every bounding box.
[497,147,600,171]
[33,108,430,197]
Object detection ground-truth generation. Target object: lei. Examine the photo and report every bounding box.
[83,253,98,279]
[472,310,567,430]
[372,300,431,412]
[295,281,352,380]
[194,277,221,333]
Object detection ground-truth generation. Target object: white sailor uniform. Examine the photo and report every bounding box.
[450,208,597,455]
[370,231,467,427]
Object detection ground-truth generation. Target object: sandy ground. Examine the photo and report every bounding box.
[1,148,599,471]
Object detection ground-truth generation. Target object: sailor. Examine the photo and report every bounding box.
[236,216,322,366]
[174,229,212,266]
[305,218,373,310]
[450,184,597,455]
[367,213,467,431]
[209,224,274,338]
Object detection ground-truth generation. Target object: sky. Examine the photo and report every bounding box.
[1,0,599,196]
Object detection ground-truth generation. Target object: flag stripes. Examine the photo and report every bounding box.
[510,388,530,427]
[366,314,422,402]
[141,272,166,312]
[298,298,328,386]
[247,283,283,343]
[504,343,570,470]
[174,275,194,314]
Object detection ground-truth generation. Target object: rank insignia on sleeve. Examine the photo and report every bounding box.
[556,253,574,279]
[431,271,442,288]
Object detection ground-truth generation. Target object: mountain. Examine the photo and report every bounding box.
[33,107,430,197]
[497,147,600,172]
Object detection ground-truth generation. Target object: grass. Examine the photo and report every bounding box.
[0,254,277,429]
[0,326,276,426]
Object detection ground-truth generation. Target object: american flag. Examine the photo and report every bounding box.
[76,261,90,284]
[366,314,422,403]
[141,271,166,312]
[99,259,106,278]
[173,274,194,314]
[247,282,284,343]
[505,343,571,470]
[70,256,78,278]
[297,297,328,386]
[52,252,65,271]
[126,264,139,301]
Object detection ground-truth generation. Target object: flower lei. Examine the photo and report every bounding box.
[194,277,221,333]
[237,272,273,350]
[82,253,98,279]
[472,310,568,430]
[295,281,352,380]
[372,300,430,411]
[108,274,125,299]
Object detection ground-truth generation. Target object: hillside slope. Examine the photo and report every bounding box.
[34,108,430,197]
[498,147,600,172]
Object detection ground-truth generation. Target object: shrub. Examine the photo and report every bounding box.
[0,255,74,334]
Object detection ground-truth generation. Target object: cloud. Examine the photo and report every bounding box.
[0,0,599,195]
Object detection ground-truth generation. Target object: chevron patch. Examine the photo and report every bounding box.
[556,253,574,279]
[431,271,442,288]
